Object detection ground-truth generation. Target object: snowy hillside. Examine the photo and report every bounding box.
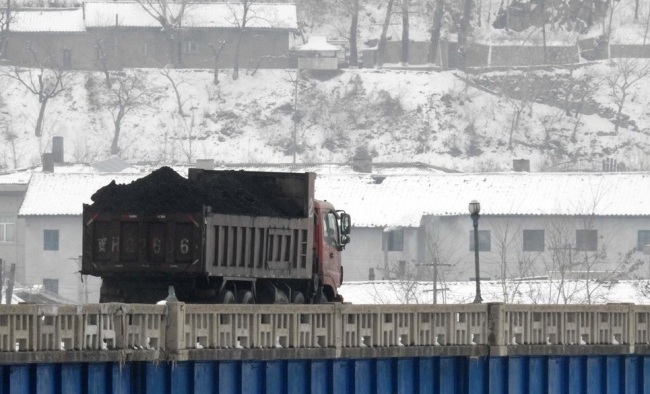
[4,0,650,171]
[2,62,650,172]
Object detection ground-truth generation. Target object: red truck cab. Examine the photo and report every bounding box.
[314,200,351,302]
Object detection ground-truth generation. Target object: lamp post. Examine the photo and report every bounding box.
[469,200,482,303]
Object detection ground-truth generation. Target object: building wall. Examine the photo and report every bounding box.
[23,216,100,303]
[342,226,421,282]
[362,40,650,69]
[0,186,27,285]
[5,28,292,70]
[6,32,96,69]
[419,215,650,283]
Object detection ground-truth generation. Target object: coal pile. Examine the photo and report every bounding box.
[87,167,303,217]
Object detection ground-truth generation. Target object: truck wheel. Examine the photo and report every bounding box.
[237,290,255,304]
[219,289,235,304]
[291,291,305,304]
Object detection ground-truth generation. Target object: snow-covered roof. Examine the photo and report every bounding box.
[84,2,297,29]
[11,8,86,32]
[17,169,650,225]
[18,173,143,216]
[296,36,340,52]
[9,2,297,32]
[0,171,31,185]
[212,162,452,175]
[315,172,650,227]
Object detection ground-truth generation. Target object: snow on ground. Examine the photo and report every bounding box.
[4,62,650,173]
[341,279,650,305]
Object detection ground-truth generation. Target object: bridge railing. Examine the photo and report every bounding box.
[1,302,649,358]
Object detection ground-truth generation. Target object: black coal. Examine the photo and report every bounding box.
[88,167,301,217]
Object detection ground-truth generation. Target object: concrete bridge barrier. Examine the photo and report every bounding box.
[0,302,648,364]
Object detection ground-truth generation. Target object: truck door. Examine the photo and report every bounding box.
[321,210,342,288]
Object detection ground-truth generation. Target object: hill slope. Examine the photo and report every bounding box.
[2,62,650,172]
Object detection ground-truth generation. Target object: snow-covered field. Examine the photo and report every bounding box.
[341,279,650,305]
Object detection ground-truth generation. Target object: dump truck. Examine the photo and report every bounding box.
[81,167,351,304]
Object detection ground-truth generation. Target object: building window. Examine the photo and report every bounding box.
[576,229,598,252]
[523,230,545,252]
[183,41,199,54]
[43,279,59,294]
[141,43,154,57]
[638,230,650,252]
[0,215,15,243]
[384,228,404,251]
[62,49,72,68]
[469,230,491,252]
[44,230,59,251]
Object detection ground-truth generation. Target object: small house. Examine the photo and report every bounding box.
[295,36,340,70]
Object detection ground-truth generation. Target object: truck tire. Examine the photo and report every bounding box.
[237,290,255,304]
[219,289,235,304]
[291,291,305,304]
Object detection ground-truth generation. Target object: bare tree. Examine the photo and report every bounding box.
[92,36,119,88]
[349,0,360,67]
[174,110,198,163]
[135,0,193,67]
[160,67,188,116]
[2,124,18,169]
[400,0,409,65]
[209,41,226,85]
[376,0,396,68]
[427,0,444,66]
[643,4,650,45]
[605,58,650,134]
[0,0,15,59]
[103,71,152,155]
[3,51,67,137]
[371,259,428,304]
[283,70,303,163]
[497,71,539,148]
[457,0,474,71]
[227,0,254,80]
[332,0,361,67]
[488,219,541,304]
[421,216,467,303]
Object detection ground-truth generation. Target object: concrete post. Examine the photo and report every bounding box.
[334,303,342,358]
[165,302,185,352]
[487,302,507,356]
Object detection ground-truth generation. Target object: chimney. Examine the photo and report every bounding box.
[42,153,54,173]
[195,159,215,170]
[352,147,372,173]
[52,136,64,163]
[513,159,530,172]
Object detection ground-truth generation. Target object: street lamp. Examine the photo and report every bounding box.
[469,200,482,303]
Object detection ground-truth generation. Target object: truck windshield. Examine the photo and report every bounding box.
[323,211,339,246]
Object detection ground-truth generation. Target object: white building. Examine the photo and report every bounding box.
[4,158,650,303]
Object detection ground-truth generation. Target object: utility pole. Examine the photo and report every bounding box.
[417,259,450,304]
[5,263,15,305]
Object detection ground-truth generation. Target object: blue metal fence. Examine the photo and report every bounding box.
[1,355,649,394]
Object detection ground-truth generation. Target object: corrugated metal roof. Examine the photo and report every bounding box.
[11,8,85,32]
[91,156,133,173]
[10,2,297,32]
[84,2,298,29]
[17,170,650,226]
[18,173,143,216]
[297,36,340,51]
[314,172,650,227]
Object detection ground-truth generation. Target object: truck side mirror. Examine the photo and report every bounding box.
[341,235,350,245]
[340,213,351,235]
